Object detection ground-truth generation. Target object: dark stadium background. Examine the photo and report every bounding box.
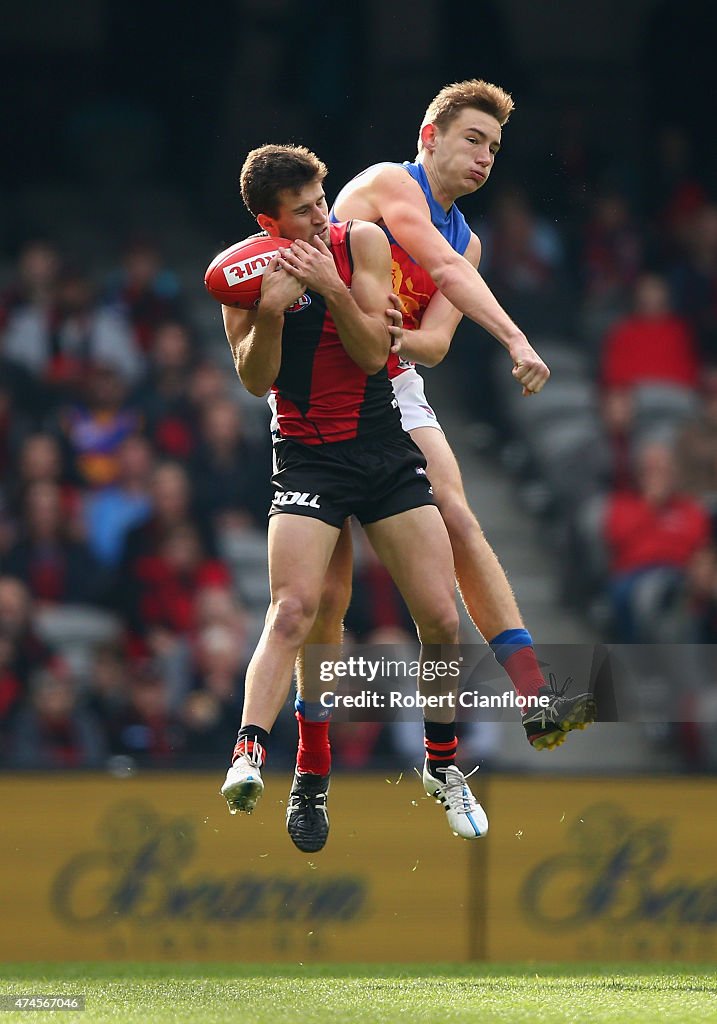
[1,0,716,775]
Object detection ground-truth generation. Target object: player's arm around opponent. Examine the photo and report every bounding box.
[336,164,548,395]
[394,240,476,367]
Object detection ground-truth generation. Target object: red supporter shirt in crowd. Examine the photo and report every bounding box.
[601,314,700,390]
[605,491,711,574]
[136,557,231,634]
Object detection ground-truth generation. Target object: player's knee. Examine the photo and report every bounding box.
[269,592,319,645]
[416,604,460,644]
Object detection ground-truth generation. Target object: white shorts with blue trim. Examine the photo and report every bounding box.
[391,367,443,434]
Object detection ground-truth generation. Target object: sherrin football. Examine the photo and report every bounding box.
[204,235,293,308]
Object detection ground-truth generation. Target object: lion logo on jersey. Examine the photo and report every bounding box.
[391,259,432,330]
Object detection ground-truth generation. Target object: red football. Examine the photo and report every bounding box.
[204,235,293,308]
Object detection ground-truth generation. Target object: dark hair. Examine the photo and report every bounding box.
[239,144,328,218]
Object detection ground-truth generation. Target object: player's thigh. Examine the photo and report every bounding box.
[267,512,342,606]
[363,504,457,625]
[410,426,468,508]
[319,518,354,612]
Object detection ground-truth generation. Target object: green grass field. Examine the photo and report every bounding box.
[1,964,716,1023]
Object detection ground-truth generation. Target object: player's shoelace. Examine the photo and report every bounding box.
[288,786,328,813]
[440,765,480,813]
[546,672,572,701]
[233,737,265,768]
[526,674,592,724]
[546,673,596,718]
[422,763,480,813]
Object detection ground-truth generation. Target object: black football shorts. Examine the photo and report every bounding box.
[269,430,436,528]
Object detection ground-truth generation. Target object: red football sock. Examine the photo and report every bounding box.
[296,713,331,775]
[502,646,545,701]
[424,736,458,775]
[232,730,268,765]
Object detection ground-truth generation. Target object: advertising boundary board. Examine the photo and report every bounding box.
[0,775,715,963]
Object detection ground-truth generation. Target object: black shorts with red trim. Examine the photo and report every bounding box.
[269,430,435,528]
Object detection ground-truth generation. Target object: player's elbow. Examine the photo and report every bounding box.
[363,344,391,374]
[421,336,452,368]
[238,368,271,397]
[359,335,390,375]
[242,381,269,398]
[364,353,389,375]
[430,258,467,297]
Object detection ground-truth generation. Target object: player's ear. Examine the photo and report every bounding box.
[257,213,277,235]
[420,123,438,152]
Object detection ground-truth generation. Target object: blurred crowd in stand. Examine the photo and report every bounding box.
[0,238,270,770]
[2,121,717,771]
[453,123,717,770]
[0,236,446,772]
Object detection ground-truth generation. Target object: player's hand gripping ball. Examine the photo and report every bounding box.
[204,235,293,308]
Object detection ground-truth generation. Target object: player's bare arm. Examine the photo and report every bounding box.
[355,166,549,394]
[397,289,463,368]
[222,255,305,396]
[396,234,479,367]
[279,224,392,375]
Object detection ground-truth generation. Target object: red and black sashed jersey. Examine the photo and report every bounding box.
[271,221,401,445]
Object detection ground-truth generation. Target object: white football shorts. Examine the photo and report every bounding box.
[391,367,443,434]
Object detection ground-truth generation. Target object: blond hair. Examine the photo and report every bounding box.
[418,79,514,151]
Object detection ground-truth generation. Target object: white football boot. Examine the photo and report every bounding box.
[220,739,265,815]
[422,761,488,839]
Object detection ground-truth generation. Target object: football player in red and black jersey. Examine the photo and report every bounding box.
[220,144,488,845]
